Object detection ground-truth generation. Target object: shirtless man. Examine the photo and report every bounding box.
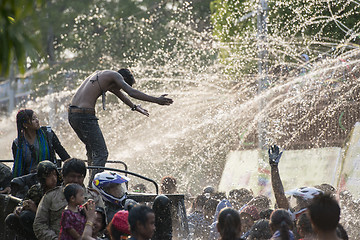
[68,69,173,185]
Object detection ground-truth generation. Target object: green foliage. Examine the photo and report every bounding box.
[2,0,216,93]
[32,0,217,93]
[210,0,257,42]
[0,0,44,76]
[269,0,360,42]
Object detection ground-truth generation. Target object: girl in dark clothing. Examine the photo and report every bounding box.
[12,109,70,177]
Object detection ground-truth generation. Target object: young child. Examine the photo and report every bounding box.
[59,183,87,240]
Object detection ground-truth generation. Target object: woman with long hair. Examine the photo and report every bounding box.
[217,207,242,240]
[269,209,295,240]
[12,109,70,177]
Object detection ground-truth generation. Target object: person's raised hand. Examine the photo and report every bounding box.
[157,94,173,105]
[268,145,283,167]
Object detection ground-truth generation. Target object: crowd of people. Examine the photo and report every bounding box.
[0,69,358,239]
[184,145,358,240]
[1,141,357,239]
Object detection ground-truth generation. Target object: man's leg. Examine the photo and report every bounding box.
[85,119,109,185]
[68,113,108,186]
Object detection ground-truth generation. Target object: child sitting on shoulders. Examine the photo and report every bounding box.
[59,183,89,240]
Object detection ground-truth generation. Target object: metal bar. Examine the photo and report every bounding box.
[0,159,128,171]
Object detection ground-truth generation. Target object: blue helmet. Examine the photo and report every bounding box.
[92,171,130,206]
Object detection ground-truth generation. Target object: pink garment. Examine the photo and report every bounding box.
[59,208,86,240]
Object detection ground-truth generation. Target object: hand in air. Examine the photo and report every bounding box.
[136,105,149,117]
[157,94,173,105]
[268,145,283,167]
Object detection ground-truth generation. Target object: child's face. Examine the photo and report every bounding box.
[45,170,58,190]
[93,212,105,235]
[74,188,85,205]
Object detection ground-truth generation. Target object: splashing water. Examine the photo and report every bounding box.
[1,0,360,237]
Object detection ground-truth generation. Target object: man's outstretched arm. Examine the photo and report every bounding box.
[110,89,149,116]
[268,145,289,210]
[110,71,173,105]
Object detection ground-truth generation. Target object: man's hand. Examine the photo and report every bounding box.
[22,199,37,212]
[268,145,283,167]
[136,105,149,117]
[157,94,173,105]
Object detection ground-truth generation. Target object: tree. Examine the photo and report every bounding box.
[0,0,44,77]
[210,0,360,77]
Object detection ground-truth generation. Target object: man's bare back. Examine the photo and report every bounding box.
[71,70,117,109]
[70,70,173,112]
[68,68,173,186]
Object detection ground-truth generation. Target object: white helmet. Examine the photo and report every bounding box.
[285,187,323,200]
[92,171,130,206]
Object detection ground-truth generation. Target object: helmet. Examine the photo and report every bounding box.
[285,187,323,200]
[92,171,130,206]
[37,160,59,181]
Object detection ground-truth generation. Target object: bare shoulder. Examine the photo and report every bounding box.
[101,70,120,79]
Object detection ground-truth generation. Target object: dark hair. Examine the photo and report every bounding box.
[212,191,227,201]
[308,193,340,232]
[336,223,348,240]
[63,183,83,202]
[297,213,313,235]
[217,208,241,240]
[96,207,107,231]
[160,176,177,194]
[193,194,207,209]
[260,209,273,220]
[118,69,135,86]
[13,109,34,177]
[62,158,86,177]
[228,188,253,208]
[16,109,33,137]
[252,195,271,210]
[248,219,272,240]
[107,224,126,240]
[37,160,61,189]
[203,198,219,221]
[128,205,154,233]
[269,209,293,240]
[132,183,147,193]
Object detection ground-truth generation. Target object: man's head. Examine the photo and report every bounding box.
[92,171,129,206]
[249,195,271,212]
[37,160,61,190]
[62,158,86,185]
[308,193,340,233]
[297,213,314,238]
[240,206,259,234]
[128,205,155,240]
[94,207,107,235]
[248,219,272,240]
[160,176,177,194]
[286,186,323,210]
[118,68,135,86]
[228,188,253,210]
